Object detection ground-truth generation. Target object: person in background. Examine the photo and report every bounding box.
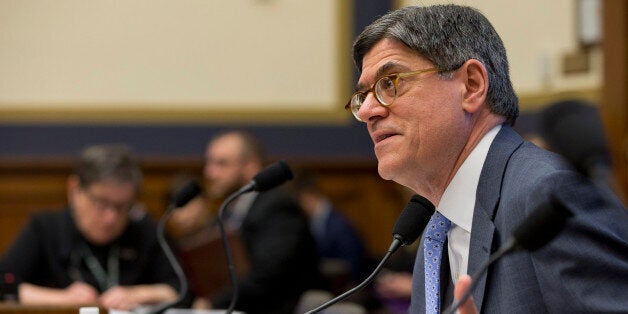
[165,173,230,301]
[372,246,415,314]
[191,130,320,314]
[515,99,626,205]
[348,4,628,313]
[290,170,368,289]
[536,99,622,201]
[166,173,215,249]
[0,144,179,310]
[371,186,416,314]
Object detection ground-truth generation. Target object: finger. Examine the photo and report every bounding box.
[454,275,478,314]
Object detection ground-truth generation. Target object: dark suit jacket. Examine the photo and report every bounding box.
[211,188,320,314]
[316,208,367,282]
[410,125,628,313]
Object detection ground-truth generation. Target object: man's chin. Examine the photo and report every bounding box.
[86,234,116,246]
[377,162,395,181]
[378,154,411,184]
[209,187,241,200]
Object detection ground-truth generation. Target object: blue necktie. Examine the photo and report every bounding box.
[424,211,452,314]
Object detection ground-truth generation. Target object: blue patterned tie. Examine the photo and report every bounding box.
[424,211,452,314]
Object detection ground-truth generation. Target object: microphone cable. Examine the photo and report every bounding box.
[150,207,190,314]
[146,179,201,314]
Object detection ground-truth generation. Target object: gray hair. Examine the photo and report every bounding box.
[75,143,143,193]
[353,4,518,125]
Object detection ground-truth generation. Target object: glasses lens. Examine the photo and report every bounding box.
[84,189,132,214]
[375,76,396,106]
[350,94,364,121]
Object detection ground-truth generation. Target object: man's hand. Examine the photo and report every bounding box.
[454,275,478,314]
[18,281,99,306]
[100,284,178,310]
[100,286,140,310]
[375,271,413,299]
[62,282,100,305]
[192,297,212,309]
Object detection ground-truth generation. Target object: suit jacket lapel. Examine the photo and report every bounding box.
[468,125,523,312]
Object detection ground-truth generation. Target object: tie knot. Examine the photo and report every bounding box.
[425,212,451,243]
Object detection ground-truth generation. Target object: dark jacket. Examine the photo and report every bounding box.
[0,208,180,293]
[211,188,320,314]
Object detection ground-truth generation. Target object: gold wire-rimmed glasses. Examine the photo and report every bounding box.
[345,68,441,122]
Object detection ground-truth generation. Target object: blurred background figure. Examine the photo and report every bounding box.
[515,99,622,200]
[0,144,180,311]
[369,187,416,314]
[372,256,414,314]
[164,173,221,301]
[167,173,215,249]
[290,170,368,293]
[179,130,320,314]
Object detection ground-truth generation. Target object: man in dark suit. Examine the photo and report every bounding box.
[192,130,320,314]
[348,4,628,313]
[291,170,367,286]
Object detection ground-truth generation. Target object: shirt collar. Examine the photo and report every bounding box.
[228,191,258,228]
[438,124,501,232]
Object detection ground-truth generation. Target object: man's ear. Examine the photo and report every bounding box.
[459,59,489,114]
[67,175,80,204]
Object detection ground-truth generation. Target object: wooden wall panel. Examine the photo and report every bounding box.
[601,0,628,203]
[0,158,406,258]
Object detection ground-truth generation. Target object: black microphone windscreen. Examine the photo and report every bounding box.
[513,196,572,251]
[171,180,202,208]
[252,161,294,192]
[392,194,436,245]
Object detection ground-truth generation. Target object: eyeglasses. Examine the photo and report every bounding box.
[345,68,441,122]
[82,188,135,214]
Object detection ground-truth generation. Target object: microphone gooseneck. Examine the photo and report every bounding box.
[305,194,435,314]
[216,161,294,314]
[443,196,572,314]
[150,210,190,314]
[147,183,199,314]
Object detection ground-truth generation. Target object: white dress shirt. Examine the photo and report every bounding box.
[438,124,501,283]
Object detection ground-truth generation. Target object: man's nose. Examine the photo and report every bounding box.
[358,93,387,122]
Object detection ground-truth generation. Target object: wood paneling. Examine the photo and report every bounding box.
[601,0,628,203]
[0,158,407,258]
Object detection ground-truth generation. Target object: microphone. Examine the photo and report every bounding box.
[230,160,294,196]
[305,194,435,314]
[146,180,201,314]
[443,196,572,314]
[169,179,202,209]
[216,161,294,314]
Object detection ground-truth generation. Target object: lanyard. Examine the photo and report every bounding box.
[80,242,120,291]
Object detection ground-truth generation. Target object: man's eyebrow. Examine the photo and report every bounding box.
[354,61,408,92]
[376,62,405,78]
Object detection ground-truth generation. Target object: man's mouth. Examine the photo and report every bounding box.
[374,132,398,144]
[376,134,394,142]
